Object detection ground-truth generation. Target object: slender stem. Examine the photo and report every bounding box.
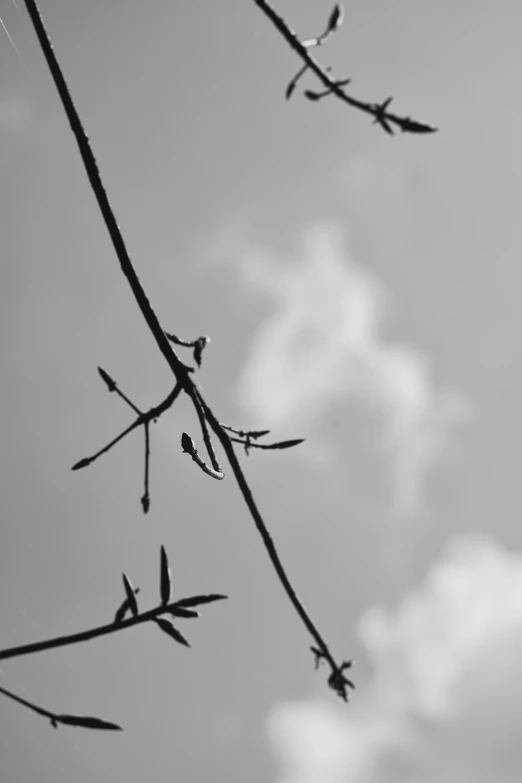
[185,385,341,675]
[109,385,142,415]
[23,0,190,388]
[0,684,53,719]
[192,388,223,474]
[253,0,370,112]
[0,604,168,661]
[74,417,143,468]
[22,0,344,681]
[253,0,436,133]
[0,683,123,730]
[228,436,303,450]
[141,422,151,512]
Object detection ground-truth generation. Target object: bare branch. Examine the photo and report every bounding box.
[73,382,182,473]
[0,685,122,732]
[229,436,305,456]
[23,0,355,700]
[0,590,227,662]
[192,388,224,474]
[254,0,437,135]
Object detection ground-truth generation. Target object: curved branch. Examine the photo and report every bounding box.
[253,0,437,134]
[22,0,353,699]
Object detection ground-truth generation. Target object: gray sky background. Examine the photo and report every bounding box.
[1,1,522,782]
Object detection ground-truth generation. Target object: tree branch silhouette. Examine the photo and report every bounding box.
[0,590,227,662]
[0,685,122,732]
[254,0,438,135]
[0,546,227,728]
[3,0,361,726]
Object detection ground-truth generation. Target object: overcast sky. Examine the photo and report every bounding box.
[1,1,522,782]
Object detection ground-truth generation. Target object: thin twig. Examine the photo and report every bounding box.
[72,383,181,471]
[253,0,437,135]
[184,385,349,689]
[22,0,354,699]
[141,422,151,512]
[192,387,223,474]
[220,424,271,439]
[0,606,164,661]
[0,596,217,661]
[0,684,122,731]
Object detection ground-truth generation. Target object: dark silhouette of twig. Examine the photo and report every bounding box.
[254,0,438,135]
[98,366,141,414]
[0,595,227,661]
[141,422,151,512]
[229,435,305,456]
[20,0,358,703]
[0,548,227,661]
[0,684,122,732]
[0,548,227,726]
[186,389,355,699]
[191,388,224,475]
[220,424,271,439]
[304,78,351,102]
[71,379,182,509]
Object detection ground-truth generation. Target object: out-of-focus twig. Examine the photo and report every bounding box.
[254,0,438,135]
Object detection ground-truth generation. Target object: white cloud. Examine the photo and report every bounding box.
[236,223,469,513]
[268,535,522,783]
